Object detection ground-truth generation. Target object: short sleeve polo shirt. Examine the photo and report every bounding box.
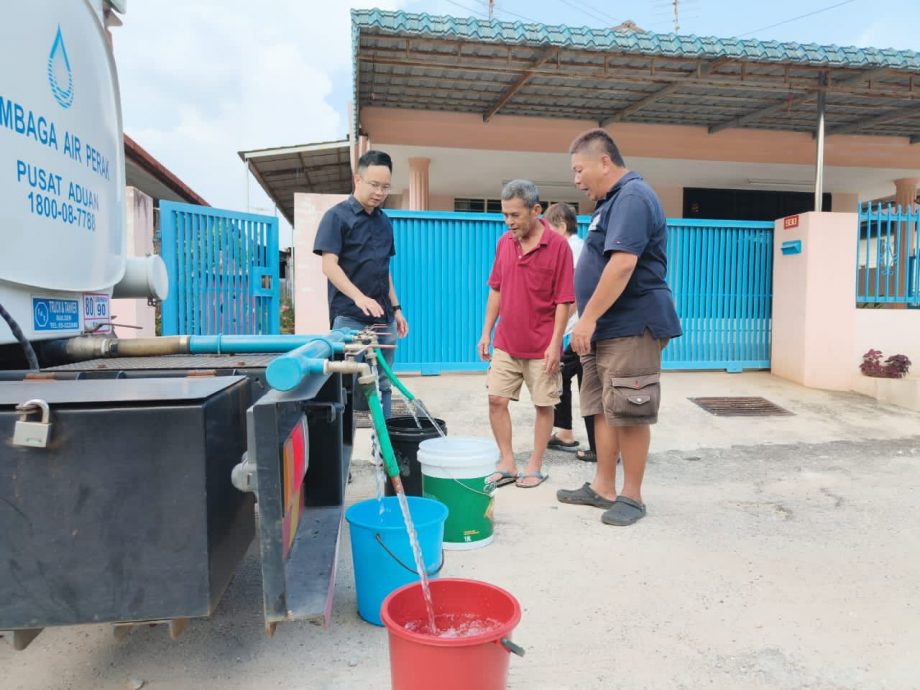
[313,196,395,325]
[488,218,575,359]
[574,172,682,341]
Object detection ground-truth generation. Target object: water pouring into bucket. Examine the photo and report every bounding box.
[382,578,525,690]
[359,371,440,632]
[374,345,446,438]
[384,415,448,497]
[345,494,446,627]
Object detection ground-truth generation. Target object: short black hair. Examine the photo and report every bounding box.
[357,150,393,172]
[568,129,625,168]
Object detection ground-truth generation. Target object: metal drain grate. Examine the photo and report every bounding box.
[689,396,793,417]
[354,399,416,428]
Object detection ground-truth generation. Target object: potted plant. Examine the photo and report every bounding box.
[859,349,918,412]
[860,349,912,379]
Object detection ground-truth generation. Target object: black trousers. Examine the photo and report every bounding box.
[553,345,596,452]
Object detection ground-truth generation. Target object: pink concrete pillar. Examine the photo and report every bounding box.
[293,193,349,333]
[408,157,430,211]
[771,212,858,390]
[349,135,371,174]
[831,193,859,213]
[893,177,918,209]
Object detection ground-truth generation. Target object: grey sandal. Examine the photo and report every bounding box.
[556,483,615,509]
[601,496,646,526]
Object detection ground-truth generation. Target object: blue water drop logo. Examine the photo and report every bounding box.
[48,26,74,109]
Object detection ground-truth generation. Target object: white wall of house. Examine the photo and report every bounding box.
[851,310,920,410]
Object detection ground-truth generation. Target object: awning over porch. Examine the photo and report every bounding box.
[238,140,352,225]
[352,9,920,139]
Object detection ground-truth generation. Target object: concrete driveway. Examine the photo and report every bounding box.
[4,372,919,689]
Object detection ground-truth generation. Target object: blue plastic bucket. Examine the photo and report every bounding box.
[345,496,448,626]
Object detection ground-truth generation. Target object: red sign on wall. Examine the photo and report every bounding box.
[783,215,800,229]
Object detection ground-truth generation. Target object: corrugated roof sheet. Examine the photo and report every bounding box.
[352,8,920,71]
[239,141,352,225]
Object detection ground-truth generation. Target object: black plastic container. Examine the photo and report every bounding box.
[384,416,447,496]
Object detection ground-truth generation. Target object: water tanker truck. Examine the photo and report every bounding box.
[0,0,373,649]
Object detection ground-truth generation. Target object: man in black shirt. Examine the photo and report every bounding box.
[557,129,681,526]
[313,150,408,417]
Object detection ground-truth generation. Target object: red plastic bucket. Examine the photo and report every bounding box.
[381,578,524,690]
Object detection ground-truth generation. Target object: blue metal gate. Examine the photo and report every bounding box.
[663,219,774,371]
[160,201,280,336]
[387,211,773,373]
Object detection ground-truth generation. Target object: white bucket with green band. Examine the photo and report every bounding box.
[418,437,498,550]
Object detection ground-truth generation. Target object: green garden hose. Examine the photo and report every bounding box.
[374,348,415,401]
[363,382,400,479]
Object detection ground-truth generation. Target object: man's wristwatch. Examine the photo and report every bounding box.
[392,305,402,312]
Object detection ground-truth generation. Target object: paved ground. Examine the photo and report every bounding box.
[4,372,920,689]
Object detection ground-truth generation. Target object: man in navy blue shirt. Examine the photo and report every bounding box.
[557,129,681,526]
[313,150,408,417]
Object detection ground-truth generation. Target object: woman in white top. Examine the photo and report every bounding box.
[544,203,596,462]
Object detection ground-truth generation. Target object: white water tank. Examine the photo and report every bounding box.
[0,0,126,343]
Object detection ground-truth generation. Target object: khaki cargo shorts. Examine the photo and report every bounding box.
[486,348,562,407]
[580,330,669,426]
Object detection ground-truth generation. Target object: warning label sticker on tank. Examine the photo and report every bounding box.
[32,297,80,332]
[82,292,111,333]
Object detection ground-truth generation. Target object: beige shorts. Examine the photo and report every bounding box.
[486,348,562,407]
[580,330,669,426]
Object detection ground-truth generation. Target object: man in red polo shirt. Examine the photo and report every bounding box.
[477,180,575,488]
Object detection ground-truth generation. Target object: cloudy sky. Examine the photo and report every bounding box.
[111,0,920,246]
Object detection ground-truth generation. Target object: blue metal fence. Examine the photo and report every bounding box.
[389,211,501,374]
[160,201,280,336]
[388,211,773,373]
[856,202,920,306]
